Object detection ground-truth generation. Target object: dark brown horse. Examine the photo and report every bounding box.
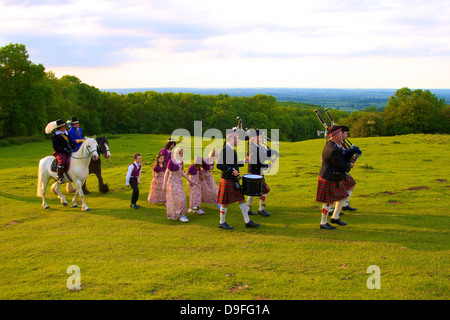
[82,136,111,194]
[55,136,111,195]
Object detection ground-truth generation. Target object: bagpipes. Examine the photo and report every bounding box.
[314,108,362,162]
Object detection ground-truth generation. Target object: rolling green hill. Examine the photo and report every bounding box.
[0,133,448,300]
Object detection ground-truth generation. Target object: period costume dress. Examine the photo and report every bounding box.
[199,158,219,204]
[165,159,187,220]
[148,164,166,204]
[159,147,172,167]
[187,165,201,209]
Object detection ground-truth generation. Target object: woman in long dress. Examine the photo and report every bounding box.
[163,147,197,222]
[200,149,219,208]
[159,138,176,167]
[148,153,166,204]
[187,156,204,214]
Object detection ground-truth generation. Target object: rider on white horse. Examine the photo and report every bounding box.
[51,119,76,184]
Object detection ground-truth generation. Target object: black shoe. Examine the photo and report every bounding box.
[245,220,260,228]
[342,205,357,211]
[219,222,233,229]
[247,207,257,216]
[258,209,271,217]
[130,203,139,209]
[328,209,344,216]
[320,223,336,230]
[330,218,347,226]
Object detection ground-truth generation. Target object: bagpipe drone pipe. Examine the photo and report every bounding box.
[314,108,362,162]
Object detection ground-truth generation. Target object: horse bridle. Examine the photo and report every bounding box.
[97,143,110,156]
[71,142,99,159]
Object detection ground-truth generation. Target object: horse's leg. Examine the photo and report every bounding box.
[93,160,109,194]
[41,176,51,209]
[82,161,94,195]
[82,181,90,195]
[74,179,89,211]
[51,181,58,194]
[54,182,68,206]
[96,169,108,194]
[71,188,78,208]
[66,182,77,193]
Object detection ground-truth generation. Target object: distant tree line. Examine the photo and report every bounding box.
[1,43,448,141]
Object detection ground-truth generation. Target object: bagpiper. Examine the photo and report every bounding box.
[316,126,354,230]
[246,129,273,217]
[216,128,259,230]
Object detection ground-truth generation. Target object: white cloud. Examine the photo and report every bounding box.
[1,0,449,88]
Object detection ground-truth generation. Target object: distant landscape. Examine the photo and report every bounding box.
[2,44,449,140]
[102,88,450,112]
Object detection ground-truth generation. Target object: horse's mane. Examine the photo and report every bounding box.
[96,136,109,155]
[71,137,97,158]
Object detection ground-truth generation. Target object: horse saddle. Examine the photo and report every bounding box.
[51,158,72,181]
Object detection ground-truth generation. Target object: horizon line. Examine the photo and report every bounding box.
[100,87,450,91]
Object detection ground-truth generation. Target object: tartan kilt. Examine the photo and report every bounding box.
[342,174,356,190]
[217,179,244,205]
[261,181,270,194]
[316,176,349,203]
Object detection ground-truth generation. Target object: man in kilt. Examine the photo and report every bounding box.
[216,128,259,230]
[327,126,359,216]
[340,126,358,211]
[246,129,272,217]
[317,126,354,230]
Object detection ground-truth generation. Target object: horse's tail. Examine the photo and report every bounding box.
[37,158,44,197]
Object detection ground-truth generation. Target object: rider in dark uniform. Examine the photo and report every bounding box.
[51,119,76,183]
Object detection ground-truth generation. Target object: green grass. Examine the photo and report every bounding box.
[0,133,448,300]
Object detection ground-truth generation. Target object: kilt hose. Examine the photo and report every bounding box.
[342,174,356,190]
[217,178,245,205]
[316,176,349,203]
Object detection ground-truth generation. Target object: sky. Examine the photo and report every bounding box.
[1,0,449,89]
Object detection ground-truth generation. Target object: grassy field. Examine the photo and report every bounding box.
[0,133,448,300]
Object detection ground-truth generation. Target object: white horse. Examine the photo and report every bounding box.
[37,137,99,211]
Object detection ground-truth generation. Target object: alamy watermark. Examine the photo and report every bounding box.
[171,121,280,175]
[67,265,81,290]
[366,265,381,289]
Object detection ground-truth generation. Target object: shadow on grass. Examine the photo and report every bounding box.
[85,201,447,252]
[0,192,38,204]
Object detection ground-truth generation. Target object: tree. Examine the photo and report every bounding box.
[0,43,49,136]
[351,113,386,137]
[383,87,447,135]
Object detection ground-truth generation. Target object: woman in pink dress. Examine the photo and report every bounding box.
[148,153,166,204]
[187,156,204,214]
[163,147,197,222]
[200,149,219,208]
